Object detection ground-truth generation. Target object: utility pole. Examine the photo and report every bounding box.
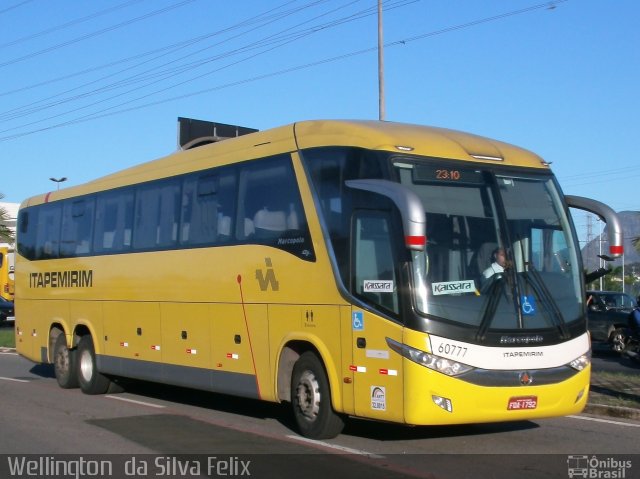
[378,0,385,121]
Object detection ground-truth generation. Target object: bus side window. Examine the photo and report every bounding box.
[181,169,236,246]
[236,155,314,260]
[93,190,134,254]
[181,174,219,245]
[60,198,95,257]
[237,157,293,241]
[253,208,287,239]
[133,179,180,250]
[17,209,38,260]
[35,204,61,260]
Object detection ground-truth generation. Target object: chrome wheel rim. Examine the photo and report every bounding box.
[79,349,93,383]
[296,370,320,420]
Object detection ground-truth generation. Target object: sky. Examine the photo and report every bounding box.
[1,0,639,247]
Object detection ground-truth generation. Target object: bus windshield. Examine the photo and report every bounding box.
[395,161,583,332]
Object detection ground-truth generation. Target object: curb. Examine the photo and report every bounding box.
[583,403,640,421]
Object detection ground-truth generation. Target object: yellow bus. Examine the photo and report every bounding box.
[0,246,14,301]
[15,120,623,439]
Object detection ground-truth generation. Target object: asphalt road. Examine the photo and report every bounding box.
[0,351,639,479]
[591,341,640,373]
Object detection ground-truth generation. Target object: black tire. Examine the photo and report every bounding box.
[291,351,344,439]
[610,328,628,354]
[53,333,78,389]
[77,335,112,395]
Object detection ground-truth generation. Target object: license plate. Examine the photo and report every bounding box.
[507,396,538,410]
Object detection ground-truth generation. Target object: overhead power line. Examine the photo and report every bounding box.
[0,0,567,142]
[0,0,35,16]
[0,0,307,99]
[0,0,197,69]
[0,0,147,50]
[0,0,413,125]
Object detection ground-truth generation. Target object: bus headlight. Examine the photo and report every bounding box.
[568,352,591,371]
[386,338,473,376]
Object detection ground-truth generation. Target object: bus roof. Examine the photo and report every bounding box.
[294,120,547,168]
[21,120,549,207]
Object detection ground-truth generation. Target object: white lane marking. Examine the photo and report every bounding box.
[0,376,29,382]
[106,395,166,409]
[286,435,384,458]
[0,351,18,355]
[569,415,640,428]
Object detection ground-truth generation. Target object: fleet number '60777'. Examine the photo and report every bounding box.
[437,343,468,358]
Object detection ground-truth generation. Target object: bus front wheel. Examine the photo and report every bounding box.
[53,333,78,389]
[291,351,344,439]
[77,336,112,395]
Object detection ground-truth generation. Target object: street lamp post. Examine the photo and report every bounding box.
[49,177,67,190]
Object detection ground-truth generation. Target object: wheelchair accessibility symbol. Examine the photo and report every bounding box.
[352,311,364,330]
[521,295,536,316]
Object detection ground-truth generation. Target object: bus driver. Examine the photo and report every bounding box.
[483,247,507,280]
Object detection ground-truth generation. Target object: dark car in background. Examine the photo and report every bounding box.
[586,290,634,352]
[0,296,14,322]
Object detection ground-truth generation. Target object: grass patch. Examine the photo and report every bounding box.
[590,369,640,408]
[0,326,15,348]
[592,370,640,381]
[591,395,640,409]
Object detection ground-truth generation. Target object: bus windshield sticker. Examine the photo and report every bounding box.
[521,295,537,316]
[431,280,475,295]
[363,280,394,293]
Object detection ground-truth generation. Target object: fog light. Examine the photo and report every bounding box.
[432,395,453,413]
[575,388,585,404]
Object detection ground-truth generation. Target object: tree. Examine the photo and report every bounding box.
[634,236,640,254]
[0,193,15,244]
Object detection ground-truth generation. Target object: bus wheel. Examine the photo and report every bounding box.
[77,336,111,395]
[53,333,78,389]
[291,351,344,439]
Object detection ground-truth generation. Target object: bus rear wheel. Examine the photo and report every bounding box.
[77,336,112,395]
[53,333,78,389]
[291,351,344,439]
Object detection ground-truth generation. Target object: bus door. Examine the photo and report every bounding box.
[0,247,14,301]
[350,211,404,422]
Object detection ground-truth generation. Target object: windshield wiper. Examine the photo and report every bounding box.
[476,277,505,342]
[509,233,568,337]
[523,265,570,339]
